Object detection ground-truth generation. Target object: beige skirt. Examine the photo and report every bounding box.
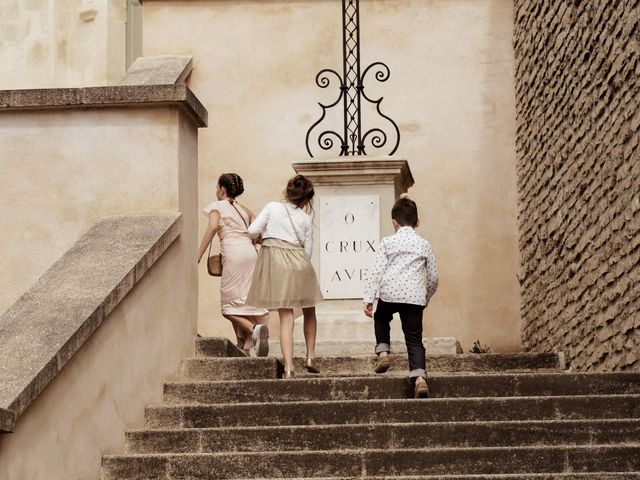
[246,238,324,309]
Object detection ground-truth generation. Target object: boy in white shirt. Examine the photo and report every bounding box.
[363,196,439,398]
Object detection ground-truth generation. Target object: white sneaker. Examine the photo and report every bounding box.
[252,324,269,357]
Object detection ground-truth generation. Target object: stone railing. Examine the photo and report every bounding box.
[0,55,204,479]
[0,213,181,432]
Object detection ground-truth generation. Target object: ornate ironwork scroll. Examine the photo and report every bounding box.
[305,0,400,157]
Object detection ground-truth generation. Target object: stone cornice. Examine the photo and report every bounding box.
[0,84,207,127]
[292,156,414,191]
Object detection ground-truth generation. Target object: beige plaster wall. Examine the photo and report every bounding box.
[0,107,196,316]
[0,0,126,89]
[0,105,199,478]
[143,0,521,352]
[0,238,194,480]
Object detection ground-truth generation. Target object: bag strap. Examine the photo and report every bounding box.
[229,200,250,229]
[230,200,260,252]
[283,202,304,248]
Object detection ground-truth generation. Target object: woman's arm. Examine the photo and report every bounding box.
[243,206,262,244]
[247,203,272,239]
[303,219,313,258]
[197,210,221,263]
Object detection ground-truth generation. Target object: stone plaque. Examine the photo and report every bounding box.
[319,195,380,299]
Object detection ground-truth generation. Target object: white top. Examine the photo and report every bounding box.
[248,201,314,258]
[363,226,439,306]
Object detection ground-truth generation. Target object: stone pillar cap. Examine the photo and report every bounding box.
[292,156,414,191]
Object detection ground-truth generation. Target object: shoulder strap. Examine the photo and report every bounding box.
[283,203,304,248]
[229,200,250,229]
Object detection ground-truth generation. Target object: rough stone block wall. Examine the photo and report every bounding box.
[514,0,640,371]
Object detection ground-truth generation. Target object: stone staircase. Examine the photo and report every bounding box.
[102,337,640,479]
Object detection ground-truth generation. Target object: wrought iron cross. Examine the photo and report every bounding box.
[305,0,400,157]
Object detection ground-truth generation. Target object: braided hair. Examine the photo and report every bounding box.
[218,173,245,200]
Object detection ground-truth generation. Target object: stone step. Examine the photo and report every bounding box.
[125,419,640,454]
[102,445,640,479]
[230,475,640,480]
[195,338,465,357]
[163,373,640,404]
[271,339,465,355]
[195,337,247,357]
[181,357,282,381]
[180,353,565,381]
[145,395,640,428]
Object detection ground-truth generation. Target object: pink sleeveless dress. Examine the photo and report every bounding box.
[202,200,269,316]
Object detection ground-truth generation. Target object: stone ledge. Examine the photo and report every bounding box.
[293,156,414,190]
[120,56,193,86]
[0,84,207,127]
[0,407,16,433]
[0,213,182,431]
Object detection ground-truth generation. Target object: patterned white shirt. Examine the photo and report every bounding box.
[363,226,439,306]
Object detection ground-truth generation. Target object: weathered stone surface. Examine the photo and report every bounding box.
[180,357,282,381]
[191,351,563,377]
[514,1,640,371]
[102,445,640,479]
[110,475,637,479]
[0,84,207,127]
[162,372,640,405]
[264,339,463,357]
[145,395,640,429]
[0,407,16,433]
[0,213,181,423]
[106,336,640,478]
[126,419,640,453]
[120,55,193,86]
[195,337,247,357]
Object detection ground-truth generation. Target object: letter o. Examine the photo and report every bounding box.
[344,213,355,225]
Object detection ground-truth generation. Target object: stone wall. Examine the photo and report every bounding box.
[514,1,640,370]
[0,0,126,88]
[0,99,200,317]
[143,0,523,352]
[0,87,202,478]
[0,224,194,480]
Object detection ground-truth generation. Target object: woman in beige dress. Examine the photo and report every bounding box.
[197,173,269,355]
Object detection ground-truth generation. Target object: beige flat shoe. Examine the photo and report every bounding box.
[283,370,295,379]
[304,357,320,374]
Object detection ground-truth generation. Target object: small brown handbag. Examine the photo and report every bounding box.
[207,241,222,277]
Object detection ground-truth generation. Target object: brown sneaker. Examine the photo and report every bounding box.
[414,376,429,398]
[374,353,391,373]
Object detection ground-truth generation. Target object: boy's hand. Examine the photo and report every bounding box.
[363,303,373,318]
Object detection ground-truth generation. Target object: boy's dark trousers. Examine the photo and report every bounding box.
[374,299,426,378]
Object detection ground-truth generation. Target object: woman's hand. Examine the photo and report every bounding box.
[197,210,221,264]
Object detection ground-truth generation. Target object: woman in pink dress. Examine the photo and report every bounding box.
[197,173,269,355]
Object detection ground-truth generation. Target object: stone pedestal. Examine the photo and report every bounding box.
[293,155,414,287]
[292,156,418,344]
